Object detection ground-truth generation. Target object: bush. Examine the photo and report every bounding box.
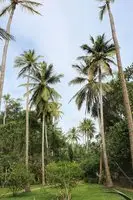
[80,154,99,183]
[47,161,82,200]
[7,163,34,196]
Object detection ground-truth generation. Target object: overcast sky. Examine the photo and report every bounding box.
[0,0,133,132]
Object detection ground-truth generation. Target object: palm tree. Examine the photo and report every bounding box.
[29,61,63,186]
[70,34,115,187]
[14,50,41,179]
[0,0,42,105]
[98,0,133,168]
[67,127,80,148]
[78,118,95,150]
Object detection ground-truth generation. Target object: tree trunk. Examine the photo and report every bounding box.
[107,1,133,168]
[45,119,49,157]
[99,67,113,187]
[42,112,45,186]
[99,149,103,184]
[25,75,30,192]
[26,76,29,171]
[97,107,103,184]
[0,8,15,106]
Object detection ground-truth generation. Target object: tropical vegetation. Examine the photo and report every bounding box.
[0,0,133,199]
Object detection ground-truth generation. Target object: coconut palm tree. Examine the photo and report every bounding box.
[67,127,80,148]
[14,50,41,177]
[98,0,133,168]
[0,0,42,105]
[78,118,95,150]
[70,34,115,187]
[29,61,63,186]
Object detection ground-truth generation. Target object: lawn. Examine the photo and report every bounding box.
[0,184,133,200]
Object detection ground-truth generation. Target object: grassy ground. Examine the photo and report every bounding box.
[0,184,133,200]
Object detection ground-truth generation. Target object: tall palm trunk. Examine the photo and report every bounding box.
[26,76,29,171]
[0,7,15,105]
[42,112,45,186]
[106,1,133,168]
[99,67,113,187]
[45,118,48,157]
[25,75,30,192]
[97,107,103,184]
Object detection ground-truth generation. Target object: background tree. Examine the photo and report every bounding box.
[14,50,41,191]
[70,34,115,187]
[78,119,95,150]
[29,61,63,185]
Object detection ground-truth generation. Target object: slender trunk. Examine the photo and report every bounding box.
[0,7,15,105]
[45,119,48,157]
[25,75,30,192]
[99,67,113,187]
[99,150,103,184]
[26,76,29,171]
[97,107,103,184]
[42,112,45,186]
[107,2,133,168]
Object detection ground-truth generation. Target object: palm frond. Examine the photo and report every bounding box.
[47,74,64,84]
[69,77,87,85]
[0,27,14,41]
[81,44,94,54]
[18,0,42,7]
[20,4,41,15]
[99,5,107,21]
[0,4,13,17]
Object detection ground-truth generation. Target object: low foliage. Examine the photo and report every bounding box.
[47,161,82,200]
[7,163,34,196]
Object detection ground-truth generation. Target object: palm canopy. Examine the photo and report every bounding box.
[14,49,41,78]
[69,60,111,116]
[67,127,80,145]
[80,34,116,80]
[97,0,115,20]
[78,118,95,140]
[47,102,63,121]
[0,0,42,17]
[29,61,63,113]
[0,27,14,41]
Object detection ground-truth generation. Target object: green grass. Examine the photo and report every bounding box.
[0,184,133,200]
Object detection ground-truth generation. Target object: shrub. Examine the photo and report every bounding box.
[7,163,34,196]
[47,161,82,200]
[80,155,99,183]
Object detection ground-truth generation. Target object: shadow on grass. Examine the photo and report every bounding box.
[0,188,57,200]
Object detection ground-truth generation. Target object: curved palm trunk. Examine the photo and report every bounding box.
[42,112,45,186]
[107,2,133,168]
[0,8,15,105]
[99,67,113,187]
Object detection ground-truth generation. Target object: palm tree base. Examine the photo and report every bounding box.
[24,184,31,192]
[105,182,113,188]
